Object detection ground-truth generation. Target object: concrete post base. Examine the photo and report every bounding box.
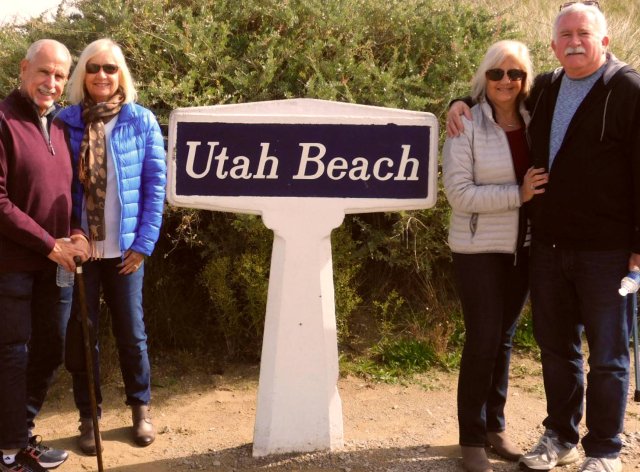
[252,202,345,457]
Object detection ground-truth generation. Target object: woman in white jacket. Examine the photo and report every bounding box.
[443,40,547,472]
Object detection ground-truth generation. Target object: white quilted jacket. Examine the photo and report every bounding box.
[443,100,530,254]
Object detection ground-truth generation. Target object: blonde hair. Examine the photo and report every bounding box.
[470,40,534,103]
[66,38,137,104]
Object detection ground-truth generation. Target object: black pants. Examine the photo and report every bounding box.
[453,249,529,446]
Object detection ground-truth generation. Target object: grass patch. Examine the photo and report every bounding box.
[340,338,453,383]
[513,305,539,352]
[510,358,542,379]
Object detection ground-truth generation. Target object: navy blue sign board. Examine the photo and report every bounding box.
[167,99,438,214]
[175,122,429,199]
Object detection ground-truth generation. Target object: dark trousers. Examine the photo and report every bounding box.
[0,267,71,450]
[530,242,630,458]
[71,258,150,419]
[453,249,529,446]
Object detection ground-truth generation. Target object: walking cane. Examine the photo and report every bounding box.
[74,257,105,472]
[630,292,640,402]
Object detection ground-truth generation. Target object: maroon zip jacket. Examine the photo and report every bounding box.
[0,90,73,273]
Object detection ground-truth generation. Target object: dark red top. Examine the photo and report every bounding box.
[0,90,74,272]
[506,127,530,183]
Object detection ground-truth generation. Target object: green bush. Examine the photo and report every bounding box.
[0,0,512,362]
[198,213,272,360]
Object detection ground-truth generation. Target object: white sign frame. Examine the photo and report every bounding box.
[167,98,438,457]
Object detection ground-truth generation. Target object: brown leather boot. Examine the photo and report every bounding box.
[461,446,493,472]
[78,417,103,456]
[486,431,523,461]
[132,405,155,447]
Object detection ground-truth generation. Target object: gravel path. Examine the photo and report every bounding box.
[33,353,640,471]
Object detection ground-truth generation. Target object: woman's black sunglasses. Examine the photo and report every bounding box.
[85,63,119,75]
[485,69,526,82]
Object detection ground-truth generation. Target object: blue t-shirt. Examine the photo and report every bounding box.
[549,63,606,168]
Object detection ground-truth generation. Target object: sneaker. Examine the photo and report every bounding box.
[519,433,580,470]
[25,436,68,469]
[1,450,47,472]
[579,457,622,472]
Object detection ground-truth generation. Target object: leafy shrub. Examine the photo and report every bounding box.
[0,0,512,362]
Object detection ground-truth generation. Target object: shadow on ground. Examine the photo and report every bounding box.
[53,442,522,472]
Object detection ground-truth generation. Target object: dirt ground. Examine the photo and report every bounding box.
[34,352,640,471]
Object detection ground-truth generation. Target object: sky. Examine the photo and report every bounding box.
[0,0,64,24]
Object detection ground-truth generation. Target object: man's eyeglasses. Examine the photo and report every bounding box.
[85,63,119,75]
[485,69,527,82]
[559,1,601,11]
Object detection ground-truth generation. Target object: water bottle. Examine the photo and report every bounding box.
[55,238,75,288]
[619,268,640,296]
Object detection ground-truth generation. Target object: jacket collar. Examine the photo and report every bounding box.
[8,89,57,119]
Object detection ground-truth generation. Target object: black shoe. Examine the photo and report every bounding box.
[1,450,47,472]
[26,436,68,469]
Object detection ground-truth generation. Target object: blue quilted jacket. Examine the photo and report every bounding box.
[57,102,166,256]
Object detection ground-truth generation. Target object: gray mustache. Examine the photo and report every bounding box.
[565,46,587,55]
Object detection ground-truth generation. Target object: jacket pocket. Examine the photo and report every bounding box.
[469,213,478,237]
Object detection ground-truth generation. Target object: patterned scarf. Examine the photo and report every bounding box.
[78,88,125,257]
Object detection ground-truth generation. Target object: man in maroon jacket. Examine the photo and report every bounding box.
[0,39,89,472]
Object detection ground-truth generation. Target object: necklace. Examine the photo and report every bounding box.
[498,118,519,129]
[494,107,520,129]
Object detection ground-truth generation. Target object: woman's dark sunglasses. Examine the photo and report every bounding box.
[485,69,526,82]
[85,63,119,75]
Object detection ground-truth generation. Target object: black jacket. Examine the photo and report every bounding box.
[526,55,640,252]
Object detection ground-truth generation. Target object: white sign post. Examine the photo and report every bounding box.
[167,99,438,457]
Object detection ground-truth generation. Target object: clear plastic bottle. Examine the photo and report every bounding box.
[619,268,640,296]
[55,238,75,288]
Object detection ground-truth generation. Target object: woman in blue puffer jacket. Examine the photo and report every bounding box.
[57,38,166,456]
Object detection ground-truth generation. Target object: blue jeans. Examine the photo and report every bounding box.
[0,267,71,450]
[530,242,630,458]
[71,258,151,419]
[453,249,529,446]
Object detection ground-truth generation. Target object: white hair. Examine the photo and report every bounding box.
[470,40,534,103]
[553,3,608,42]
[25,39,71,65]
